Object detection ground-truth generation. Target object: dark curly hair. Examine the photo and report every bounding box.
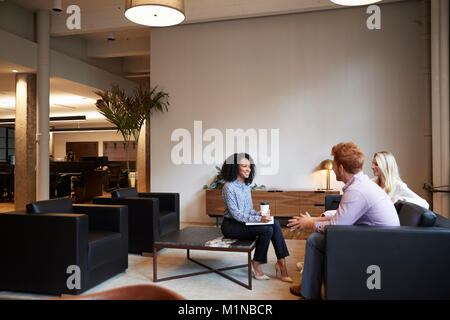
[220,153,256,185]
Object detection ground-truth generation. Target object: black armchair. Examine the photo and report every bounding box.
[93,188,180,254]
[0,197,128,295]
[323,196,450,299]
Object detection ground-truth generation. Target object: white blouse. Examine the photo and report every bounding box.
[387,179,429,210]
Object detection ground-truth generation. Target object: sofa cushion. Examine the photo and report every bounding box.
[88,231,122,269]
[111,188,138,199]
[26,197,74,214]
[398,202,437,227]
[159,210,179,236]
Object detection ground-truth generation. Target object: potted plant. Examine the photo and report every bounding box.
[95,85,169,188]
[203,166,267,190]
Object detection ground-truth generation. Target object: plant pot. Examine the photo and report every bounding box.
[73,187,86,203]
[128,172,137,188]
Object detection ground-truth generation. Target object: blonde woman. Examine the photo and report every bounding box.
[372,151,429,209]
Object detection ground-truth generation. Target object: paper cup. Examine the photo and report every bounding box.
[260,202,270,216]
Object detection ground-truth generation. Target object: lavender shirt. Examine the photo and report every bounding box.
[315,171,400,233]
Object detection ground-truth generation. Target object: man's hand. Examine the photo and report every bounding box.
[287,212,315,234]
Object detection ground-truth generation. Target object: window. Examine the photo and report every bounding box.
[0,127,14,163]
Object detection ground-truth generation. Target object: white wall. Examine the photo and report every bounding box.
[51,131,132,160]
[50,37,126,78]
[150,1,431,223]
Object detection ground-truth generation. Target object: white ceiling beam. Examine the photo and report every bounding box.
[51,0,135,36]
[50,0,345,36]
[87,37,150,58]
[185,0,341,23]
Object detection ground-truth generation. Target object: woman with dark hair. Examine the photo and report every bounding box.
[220,153,291,282]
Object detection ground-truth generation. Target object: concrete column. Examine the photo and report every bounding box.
[421,0,433,206]
[36,9,50,200]
[431,0,450,217]
[137,119,150,192]
[14,73,37,210]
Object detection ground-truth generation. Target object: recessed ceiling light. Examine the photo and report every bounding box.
[12,70,18,73]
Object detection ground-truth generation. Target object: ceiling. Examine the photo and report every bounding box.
[0,68,113,129]
[1,0,402,129]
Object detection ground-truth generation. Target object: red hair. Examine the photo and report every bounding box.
[331,142,364,174]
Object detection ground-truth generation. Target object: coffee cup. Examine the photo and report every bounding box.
[260,202,270,216]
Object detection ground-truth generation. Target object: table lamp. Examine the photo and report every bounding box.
[319,159,333,190]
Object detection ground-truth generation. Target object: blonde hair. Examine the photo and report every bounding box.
[373,151,401,194]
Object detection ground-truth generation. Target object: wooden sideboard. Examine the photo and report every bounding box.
[206,189,340,218]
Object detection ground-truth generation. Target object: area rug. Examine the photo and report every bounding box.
[0,240,305,300]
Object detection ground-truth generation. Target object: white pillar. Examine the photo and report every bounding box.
[36,9,50,200]
[431,0,449,217]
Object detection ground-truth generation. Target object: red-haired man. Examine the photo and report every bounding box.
[288,142,400,299]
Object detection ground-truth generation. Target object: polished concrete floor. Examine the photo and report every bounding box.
[0,201,14,213]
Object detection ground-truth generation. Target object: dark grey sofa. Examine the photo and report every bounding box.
[93,188,180,254]
[323,196,450,300]
[0,197,128,295]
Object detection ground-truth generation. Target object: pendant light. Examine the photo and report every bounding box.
[125,0,185,27]
[330,0,382,6]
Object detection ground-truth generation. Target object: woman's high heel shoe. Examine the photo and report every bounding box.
[251,269,270,280]
[275,263,293,283]
[251,261,270,280]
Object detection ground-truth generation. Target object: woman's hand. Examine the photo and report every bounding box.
[391,196,399,203]
[260,209,272,223]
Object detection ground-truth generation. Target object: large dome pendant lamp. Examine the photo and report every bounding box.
[125,0,185,27]
[330,0,382,6]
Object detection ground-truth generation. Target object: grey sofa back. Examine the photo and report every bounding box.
[26,197,74,214]
[112,188,139,198]
[395,201,437,227]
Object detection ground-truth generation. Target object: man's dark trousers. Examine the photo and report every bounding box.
[301,232,325,299]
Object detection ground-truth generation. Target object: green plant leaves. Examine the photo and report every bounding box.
[251,184,267,190]
[95,84,170,173]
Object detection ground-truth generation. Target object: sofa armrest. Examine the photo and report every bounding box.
[0,212,89,295]
[73,204,128,233]
[139,192,179,212]
[324,225,450,300]
[93,197,161,239]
